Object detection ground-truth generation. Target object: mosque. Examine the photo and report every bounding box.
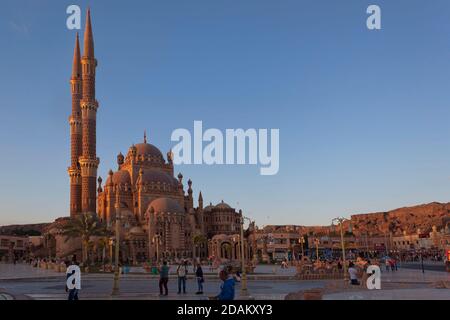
[65,9,248,263]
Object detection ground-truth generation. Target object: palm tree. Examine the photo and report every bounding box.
[97,236,110,264]
[62,213,108,265]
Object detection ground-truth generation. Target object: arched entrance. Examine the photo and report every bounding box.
[220,242,232,260]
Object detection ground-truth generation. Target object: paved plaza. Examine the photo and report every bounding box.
[0,263,448,300]
[323,288,450,300]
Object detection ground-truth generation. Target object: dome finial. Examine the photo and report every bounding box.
[167,149,173,163]
[117,152,124,166]
[144,130,147,144]
[97,176,103,193]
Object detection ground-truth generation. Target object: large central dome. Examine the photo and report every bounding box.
[141,168,179,188]
[133,143,163,159]
[148,197,184,213]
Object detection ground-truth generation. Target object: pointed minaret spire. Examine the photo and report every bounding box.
[68,32,83,217]
[83,8,95,58]
[79,7,99,214]
[144,130,147,143]
[198,191,203,210]
[72,32,81,79]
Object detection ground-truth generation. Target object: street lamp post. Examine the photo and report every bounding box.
[420,249,425,274]
[332,217,349,282]
[288,241,294,263]
[314,238,320,261]
[152,235,161,263]
[364,233,369,259]
[239,216,247,296]
[299,236,305,259]
[109,238,113,263]
[238,214,253,298]
[384,232,388,256]
[147,213,152,263]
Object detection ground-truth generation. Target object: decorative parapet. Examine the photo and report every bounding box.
[80,100,99,119]
[79,157,100,177]
[67,167,82,184]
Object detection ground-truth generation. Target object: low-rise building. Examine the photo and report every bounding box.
[0,235,29,261]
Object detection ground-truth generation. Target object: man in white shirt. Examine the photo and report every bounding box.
[348,262,360,285]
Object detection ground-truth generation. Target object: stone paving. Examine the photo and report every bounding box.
[127,264,297,276]
[0,276,326,300]
[0,262,297,280]
[0,263,61,280]
[376,268,449,284]
[323,288,450,300]
[0,263,448,300]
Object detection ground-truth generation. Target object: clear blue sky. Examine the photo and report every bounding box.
[2,0,450,226]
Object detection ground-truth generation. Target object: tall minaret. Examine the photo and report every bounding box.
[79,9,100,213]
[68,33,82,217]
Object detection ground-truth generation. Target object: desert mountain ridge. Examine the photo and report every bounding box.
[1,202,449,237]
[260,201,450,237]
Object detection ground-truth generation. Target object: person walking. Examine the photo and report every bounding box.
[360,260,370,288]
[389,258,395,271]
[158,261,169,296]
[65,259,80,300]
[195,263,204,294]
[177,260,188,294]
[348,262,360,285]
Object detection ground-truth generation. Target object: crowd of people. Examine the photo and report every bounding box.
[60,256,237,301]
[11,248,448,300]
[400,251,446,262]
[346,256,400,287]
[157,259,235,300]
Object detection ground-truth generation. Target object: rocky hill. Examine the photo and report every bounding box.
[0,223,50,236]
[2,202,449,238]
[349,202,449,236]
[261,202,450,237]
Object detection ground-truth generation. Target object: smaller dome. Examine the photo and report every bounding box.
[148,197,184,213]
[203,202,214,212]
[106,170,131,185]
[215,200,232,210]
[141,169,179,187]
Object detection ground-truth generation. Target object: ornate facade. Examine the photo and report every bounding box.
[67,10,243,263]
